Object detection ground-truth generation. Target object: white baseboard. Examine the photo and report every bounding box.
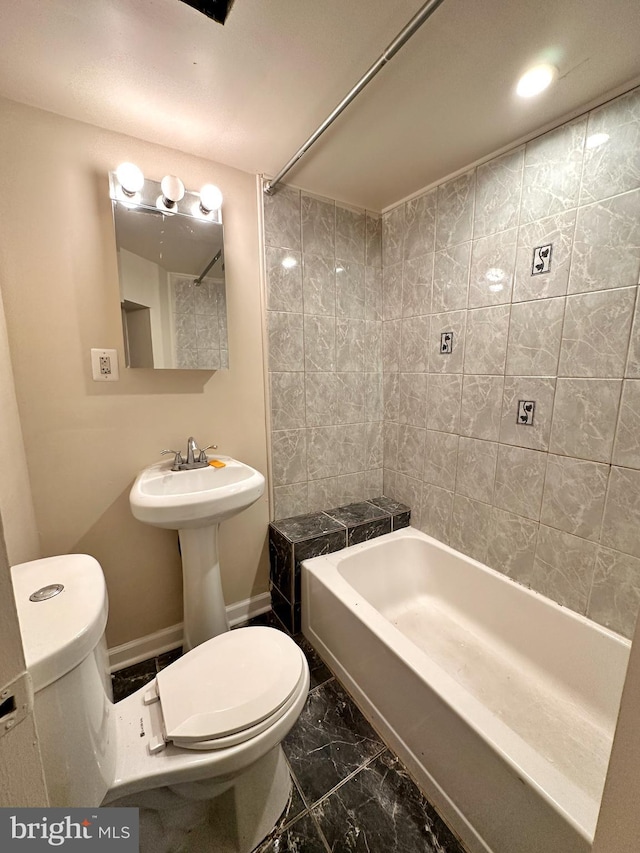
[108,591,272,672]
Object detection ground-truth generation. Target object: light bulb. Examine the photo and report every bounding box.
[115,162,144,196]
[586,132,610,149]
[160,175,185,208]
[199,183,223,213]
[516,64,557,98]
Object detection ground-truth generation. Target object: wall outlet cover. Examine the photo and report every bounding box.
[91,348,119,381]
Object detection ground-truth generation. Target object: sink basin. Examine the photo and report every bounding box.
[130,455,265,530]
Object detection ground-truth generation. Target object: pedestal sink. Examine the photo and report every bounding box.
[129,456,265,650]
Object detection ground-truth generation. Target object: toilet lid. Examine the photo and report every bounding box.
[156,626,305,747]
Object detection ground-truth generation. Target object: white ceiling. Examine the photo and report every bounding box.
[1,0,639,210]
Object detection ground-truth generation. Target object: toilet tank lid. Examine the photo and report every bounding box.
[10,554,108,692]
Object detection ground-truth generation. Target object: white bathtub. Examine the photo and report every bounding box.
[301,527,630,853]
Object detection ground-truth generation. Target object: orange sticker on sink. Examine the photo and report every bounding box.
[209,459,226,468]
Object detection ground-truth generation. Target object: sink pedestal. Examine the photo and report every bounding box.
[179,525,229,650]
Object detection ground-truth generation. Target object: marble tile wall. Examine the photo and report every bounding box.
[263,188,383,520]
[381,86,640,639]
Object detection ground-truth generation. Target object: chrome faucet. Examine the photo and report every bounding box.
[161,437,218,471]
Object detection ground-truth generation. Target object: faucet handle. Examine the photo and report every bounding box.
[161,449,184,469]
[198,444,218,462]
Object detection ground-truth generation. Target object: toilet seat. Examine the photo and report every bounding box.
[147,627,306,752]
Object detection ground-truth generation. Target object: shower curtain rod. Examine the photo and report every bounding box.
[263,0,447,196]
[193,248,222,286]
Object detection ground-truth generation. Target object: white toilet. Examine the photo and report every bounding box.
[11,553,310,853]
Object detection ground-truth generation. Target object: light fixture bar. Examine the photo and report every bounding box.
[263,0,447,195]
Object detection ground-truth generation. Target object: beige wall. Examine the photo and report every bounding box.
[0,97,270,648]
[0,288,47,803]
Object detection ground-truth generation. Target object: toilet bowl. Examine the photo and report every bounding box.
[11,554,309,853]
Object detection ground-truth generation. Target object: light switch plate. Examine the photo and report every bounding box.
[91,348,119,381]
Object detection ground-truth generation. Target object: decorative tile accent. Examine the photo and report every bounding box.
[430,311,466,374]
[514,210,576,302]
[540,455,609,542]
[549,378,622,463]
[440,331,453,354]
[272,511,345,543]
[558,287,636,379]
[517,400,535,426]
[531,243,552,275]
[499,378,556,451]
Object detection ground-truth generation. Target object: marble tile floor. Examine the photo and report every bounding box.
[111,612,468,853]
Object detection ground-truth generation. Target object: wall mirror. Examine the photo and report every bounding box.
[109,168,228,370]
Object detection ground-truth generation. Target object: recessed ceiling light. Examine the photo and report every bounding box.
[516,64,557,98]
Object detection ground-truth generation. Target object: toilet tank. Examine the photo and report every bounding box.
[11,554,117,806]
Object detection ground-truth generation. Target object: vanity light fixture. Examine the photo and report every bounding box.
[199,183,223,214]
[157,175,186,212]
[516,64,557,98]
[115,162,144,197]
[110,167,222,224]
